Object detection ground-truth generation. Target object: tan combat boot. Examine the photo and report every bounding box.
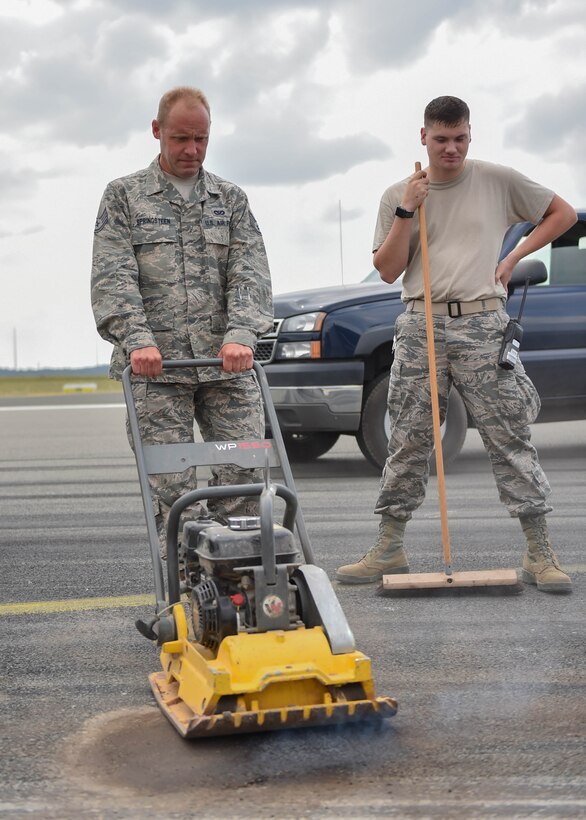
[520,514,572,593]
[336,515,409,584]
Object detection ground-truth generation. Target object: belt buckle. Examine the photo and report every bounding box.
[447,301,462,318]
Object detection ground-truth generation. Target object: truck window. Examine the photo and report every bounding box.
[516,219,586,287]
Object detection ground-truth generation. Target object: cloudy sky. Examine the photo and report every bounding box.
[1,0,585,369]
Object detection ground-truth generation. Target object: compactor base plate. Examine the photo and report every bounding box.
[149,671,397,738]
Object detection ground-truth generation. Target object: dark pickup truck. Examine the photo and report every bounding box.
[258,212,586,469]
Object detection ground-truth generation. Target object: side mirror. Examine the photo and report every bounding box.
[507,258,547,296]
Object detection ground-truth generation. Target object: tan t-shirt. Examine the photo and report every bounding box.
[372,159,554,303]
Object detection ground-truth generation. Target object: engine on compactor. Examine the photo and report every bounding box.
[180,515,304,652]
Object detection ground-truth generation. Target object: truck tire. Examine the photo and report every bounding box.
[282,432,340,462]
[356,372,468,473]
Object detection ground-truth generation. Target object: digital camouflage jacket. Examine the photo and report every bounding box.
[91,159,273,382]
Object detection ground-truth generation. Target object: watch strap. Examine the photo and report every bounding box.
[395,206,415,219]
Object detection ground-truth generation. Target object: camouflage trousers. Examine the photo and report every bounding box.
[375,309,552,520]
[127,374,265,548]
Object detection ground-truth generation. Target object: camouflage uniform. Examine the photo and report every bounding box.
[337,146,573,590]
[371,160,555,522]
[375,309,551,519]
[91,159,273,535]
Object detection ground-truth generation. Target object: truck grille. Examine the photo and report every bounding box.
[255,339,276,363]
[256,319,282,364]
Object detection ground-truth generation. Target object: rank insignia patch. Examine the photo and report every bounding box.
[94,208,109,234]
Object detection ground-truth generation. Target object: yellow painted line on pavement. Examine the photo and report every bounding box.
[0,593,155,616]
[2,565,584,617]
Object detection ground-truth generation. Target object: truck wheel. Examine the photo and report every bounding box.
[282,432,340,462]
[356,372,468,473]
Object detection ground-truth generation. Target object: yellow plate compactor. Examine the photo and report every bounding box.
[123,359,397,738]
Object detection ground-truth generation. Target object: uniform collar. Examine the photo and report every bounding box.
[146,158,221,202]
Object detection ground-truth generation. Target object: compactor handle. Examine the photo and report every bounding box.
[122,358,314,609]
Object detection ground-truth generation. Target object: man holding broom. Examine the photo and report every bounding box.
[336,95,576,593]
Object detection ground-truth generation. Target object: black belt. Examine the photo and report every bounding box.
[406,297,504,317]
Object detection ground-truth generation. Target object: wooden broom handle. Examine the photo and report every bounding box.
[415,162,452,572]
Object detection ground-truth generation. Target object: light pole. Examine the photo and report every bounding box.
[338,199,345,285]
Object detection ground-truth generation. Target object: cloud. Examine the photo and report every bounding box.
[210,101,390,185]
[0,0,582,190]
[93,15,171,71]
[8,0,577,187]
[472,0,586,39]
[505,83,586,159]
[0,225,44,239]
[0,16,33,70]
[0,7,170,148]
[91,0,332,24]
[158,8,332,121]
[0,156,77,204]
[336,0,584,73]
[0,11,342,187]
[0,165,42,203]
[337,0,451,71]
[0,4,332,152]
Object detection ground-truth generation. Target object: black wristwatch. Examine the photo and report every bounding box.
[395,206,415,219]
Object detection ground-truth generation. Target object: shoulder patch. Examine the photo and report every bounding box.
[94,208,109,234]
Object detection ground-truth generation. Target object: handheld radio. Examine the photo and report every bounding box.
[498,277,530,370]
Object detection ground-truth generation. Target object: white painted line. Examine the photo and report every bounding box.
[321,798,586,811]
[0,403,125,411]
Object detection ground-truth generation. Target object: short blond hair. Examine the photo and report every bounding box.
[156,87,211,125]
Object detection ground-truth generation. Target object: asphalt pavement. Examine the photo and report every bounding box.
[0,397,584,818]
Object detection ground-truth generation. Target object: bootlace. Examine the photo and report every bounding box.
[532,523,560,566]
[362,541,385,561]
[539,544,560,567]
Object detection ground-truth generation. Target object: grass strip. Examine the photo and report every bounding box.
[0,375,122,397]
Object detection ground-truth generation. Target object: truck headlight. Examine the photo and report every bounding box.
[276,342,314,359]
[280,312,325,332]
